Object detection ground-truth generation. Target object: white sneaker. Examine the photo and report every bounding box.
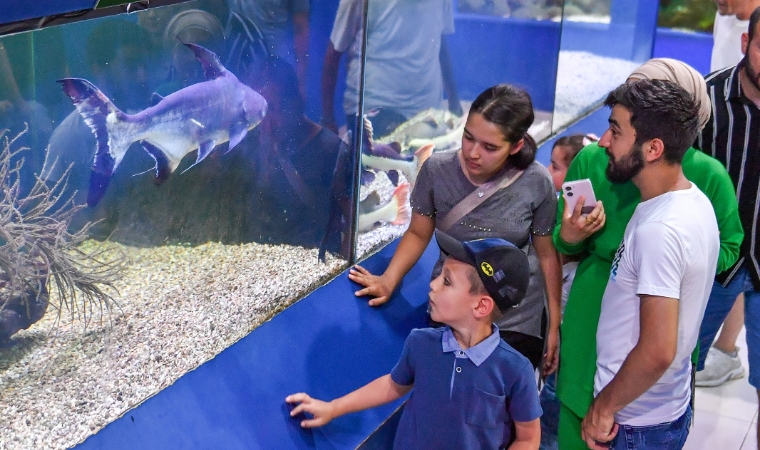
[695,346,745,387]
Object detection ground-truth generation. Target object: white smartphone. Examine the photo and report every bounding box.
[562,179,597,215]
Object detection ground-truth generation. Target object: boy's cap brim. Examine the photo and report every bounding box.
[435,230,474,265]
[434,230,530,311]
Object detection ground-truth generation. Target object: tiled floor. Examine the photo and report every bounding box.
[685,328,758,450]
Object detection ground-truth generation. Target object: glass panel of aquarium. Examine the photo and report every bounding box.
[350,0,562,259]
[552,0,659,132]
[0,1,364,447]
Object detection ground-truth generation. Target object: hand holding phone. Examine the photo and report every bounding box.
[562,179,597,215]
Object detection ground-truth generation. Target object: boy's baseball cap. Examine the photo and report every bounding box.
[435,230,530,311]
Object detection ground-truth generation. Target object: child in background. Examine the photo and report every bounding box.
[287,231,542,449]
[541,133,597,450]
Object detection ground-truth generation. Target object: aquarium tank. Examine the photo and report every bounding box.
[0,0,656,448]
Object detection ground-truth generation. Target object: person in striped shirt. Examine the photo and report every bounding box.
[697,7,760,449]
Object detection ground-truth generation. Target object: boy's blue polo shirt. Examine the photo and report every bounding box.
[390,325,541,449]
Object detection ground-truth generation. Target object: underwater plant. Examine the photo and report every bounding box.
[0,127,126,344]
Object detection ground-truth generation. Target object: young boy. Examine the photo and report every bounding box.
[286,231,542,449]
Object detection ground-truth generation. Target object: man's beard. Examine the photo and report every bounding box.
[606,144,645,184]
[741,54,760,93]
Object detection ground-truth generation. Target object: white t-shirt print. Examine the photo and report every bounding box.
[595,183,719,426]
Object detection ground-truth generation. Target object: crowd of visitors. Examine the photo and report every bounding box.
[287,4,760,450]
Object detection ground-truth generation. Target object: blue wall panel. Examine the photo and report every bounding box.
[447,14,561,112]
[653,28,714,75]
[75,239,440,450]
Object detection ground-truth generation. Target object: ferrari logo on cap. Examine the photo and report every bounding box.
[480,262,494,277]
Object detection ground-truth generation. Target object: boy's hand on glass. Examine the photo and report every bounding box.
[559,196,606,245]
[285,393,335,428]
[348,265,394,306]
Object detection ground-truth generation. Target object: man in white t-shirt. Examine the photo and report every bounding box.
[712,0,760,71]
[321,0,460,137]
[580,79,720,449]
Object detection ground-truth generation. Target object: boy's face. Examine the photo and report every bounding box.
[429,257,483,325]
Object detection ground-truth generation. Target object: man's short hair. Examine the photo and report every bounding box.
[604,79,700,164]
[749,6,760,42]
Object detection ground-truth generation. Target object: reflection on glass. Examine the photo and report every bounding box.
[336,0,565,257]
[0,2,359,447]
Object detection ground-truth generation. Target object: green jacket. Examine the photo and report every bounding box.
[553,143,744,418]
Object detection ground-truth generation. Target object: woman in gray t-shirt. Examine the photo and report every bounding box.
[349,85,562,372]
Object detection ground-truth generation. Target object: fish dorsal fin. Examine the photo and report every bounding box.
[227,121,248,153]
[183,42,226,80]
[150,92,165,106]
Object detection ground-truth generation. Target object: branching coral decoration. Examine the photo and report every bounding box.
[0,126,126,343]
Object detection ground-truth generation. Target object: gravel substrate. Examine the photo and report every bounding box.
[0,241,345,450]
[553,50,642,130]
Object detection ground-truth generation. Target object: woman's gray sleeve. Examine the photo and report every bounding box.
[410,159,436,218]
[531,172,557,236]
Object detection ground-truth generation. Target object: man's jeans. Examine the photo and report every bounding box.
[697,268,754,370]
[609,406,692,450]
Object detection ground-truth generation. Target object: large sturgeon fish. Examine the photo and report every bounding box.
[58,43,268,207]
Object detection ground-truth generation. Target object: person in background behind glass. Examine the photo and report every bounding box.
[246,56,348,253]
[712,0,760,71]
[321,0,461,138]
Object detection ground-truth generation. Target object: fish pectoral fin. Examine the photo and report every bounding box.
[226,121,248,153]
[182,140,217,173]
[139,141,172,185]
[184,42,226,80]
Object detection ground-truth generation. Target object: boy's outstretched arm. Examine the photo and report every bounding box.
[509,418,541,449]
[286,374,412,428]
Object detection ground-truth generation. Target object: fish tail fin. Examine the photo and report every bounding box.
[58,78,130,207]
[389,182,411,226]
[414,143,435,172]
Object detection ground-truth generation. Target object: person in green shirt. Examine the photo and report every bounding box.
[553,58,744,449]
